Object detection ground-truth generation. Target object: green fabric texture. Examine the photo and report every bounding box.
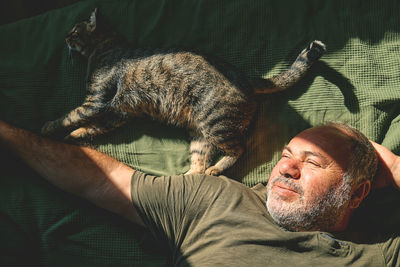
[0,0,400,265]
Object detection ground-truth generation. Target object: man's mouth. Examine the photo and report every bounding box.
[273,182,299,196]
[274,182,298,193]
[269,177,303,198]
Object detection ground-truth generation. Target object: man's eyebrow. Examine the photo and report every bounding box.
[283,146,291,153]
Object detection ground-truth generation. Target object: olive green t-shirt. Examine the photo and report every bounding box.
[131,171,399,266]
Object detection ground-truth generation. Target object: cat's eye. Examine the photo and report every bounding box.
[69,27,78,34]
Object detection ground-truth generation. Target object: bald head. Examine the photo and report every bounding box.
[308,122,378,186]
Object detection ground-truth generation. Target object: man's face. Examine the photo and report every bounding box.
[266,127,353,232]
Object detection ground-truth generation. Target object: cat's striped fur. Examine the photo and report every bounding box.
[41,8,326,175]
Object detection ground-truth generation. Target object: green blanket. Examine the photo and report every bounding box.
[1,0,400,265]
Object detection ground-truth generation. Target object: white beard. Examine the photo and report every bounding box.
[266,175,352,232]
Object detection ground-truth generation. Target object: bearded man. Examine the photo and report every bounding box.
[0,120,399,266]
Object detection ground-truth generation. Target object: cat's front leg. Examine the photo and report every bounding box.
[41,119,63,136]
[41,116,83,137]
[41,117,80,137]
[65,125,102,140]
[64,112,128,140]
[41,104,103,137]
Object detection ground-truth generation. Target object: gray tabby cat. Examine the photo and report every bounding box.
[41,8,326,176]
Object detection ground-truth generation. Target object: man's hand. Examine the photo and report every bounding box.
[370,141,400,190]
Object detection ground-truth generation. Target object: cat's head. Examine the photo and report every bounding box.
[66,8,108,57]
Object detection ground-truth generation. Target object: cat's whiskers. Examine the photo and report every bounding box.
[67,46,74,64]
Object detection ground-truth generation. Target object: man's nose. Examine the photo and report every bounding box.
[279,158,301,179]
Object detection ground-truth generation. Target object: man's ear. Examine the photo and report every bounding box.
[349,180,371,209]
[88,8,98,32]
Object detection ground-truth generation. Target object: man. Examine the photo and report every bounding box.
[0,119,399,265]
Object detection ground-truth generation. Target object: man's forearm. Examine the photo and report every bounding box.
[0,120,143,225]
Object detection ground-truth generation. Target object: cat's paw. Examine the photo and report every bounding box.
[205,166,222,176]
[65,127,89,140]
[41,121,58,136]
[304,40,326,61]
[184,169,204,175]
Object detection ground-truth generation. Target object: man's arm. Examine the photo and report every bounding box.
[0,120,145,227]
[371,141,400,190]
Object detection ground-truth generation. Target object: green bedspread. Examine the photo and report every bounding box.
[1,0,400,265]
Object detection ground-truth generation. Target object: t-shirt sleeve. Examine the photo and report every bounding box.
[380,234,400,266]
[130,170,258,260]
[130,171,206,248]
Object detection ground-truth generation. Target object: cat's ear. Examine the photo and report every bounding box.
[88,8,98,32]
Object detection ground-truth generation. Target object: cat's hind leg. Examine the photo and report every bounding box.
[185,137,215,175]
[205,144,244,176]
[201,127,245,176]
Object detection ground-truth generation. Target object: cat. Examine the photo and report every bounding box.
[41,8,326,176]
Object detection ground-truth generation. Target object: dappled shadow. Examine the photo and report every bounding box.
[284,61,360,114]
[317,61,359,114]
[350,186,400,233]
[226,100,312,183]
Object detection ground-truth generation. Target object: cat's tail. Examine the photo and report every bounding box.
[252,40,326,95]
